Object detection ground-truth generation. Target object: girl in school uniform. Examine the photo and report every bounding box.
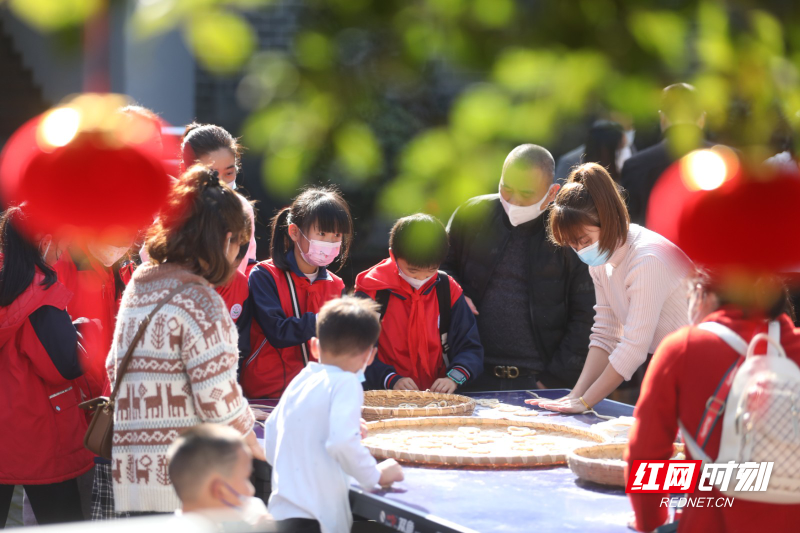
[529,163,692,413]
[238,187,353,399]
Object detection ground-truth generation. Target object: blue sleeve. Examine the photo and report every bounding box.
[446,294,484,386]
[249,266,316,349]
[29,305,83,380]
[355,290,401,390]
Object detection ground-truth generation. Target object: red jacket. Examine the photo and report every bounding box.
[0,269,94,484]
[55,248,120,398]
[239,252,344,399]
[355,258,483,391]
[626,307,800,532]
[217,269,249,323]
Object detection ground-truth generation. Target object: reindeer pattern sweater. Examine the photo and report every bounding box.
[106,263,254,513]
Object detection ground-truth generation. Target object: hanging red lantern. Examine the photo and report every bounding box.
[0,94,171,239]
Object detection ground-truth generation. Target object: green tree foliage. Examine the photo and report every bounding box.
[7,0,800,220]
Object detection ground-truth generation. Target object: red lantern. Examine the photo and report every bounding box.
[0,95,171,239]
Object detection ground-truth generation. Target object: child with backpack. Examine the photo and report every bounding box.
[238,187,352,399]
[626,272,800,532]
[355,214,483,392]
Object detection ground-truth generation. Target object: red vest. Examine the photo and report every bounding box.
[241,260,344,398]
[356,258,462,390]
[216,270,249,323]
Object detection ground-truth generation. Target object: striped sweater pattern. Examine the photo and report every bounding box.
[106,263,254,512]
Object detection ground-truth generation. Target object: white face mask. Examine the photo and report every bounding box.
[88,243,129,267]
[498,183,554,226]
[398,268,434,291]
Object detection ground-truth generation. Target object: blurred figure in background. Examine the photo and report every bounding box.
[555,117,636,184]
[621,83,711,226]
[169,424,273,531]
[0,207,93,526]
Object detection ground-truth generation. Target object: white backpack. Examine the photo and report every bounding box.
[679,320,800,503]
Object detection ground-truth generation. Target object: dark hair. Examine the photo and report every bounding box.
[181,123,242,173]
[317,296,381,356]
[269,186,353,271]
[0,207,57,307]
[145,165,248,285]
[660,83,703,125]
[389,214,449,270]
[502,144,555,183]
[549,163,630,255]
[167,424,246,502]
[584,120,625,182]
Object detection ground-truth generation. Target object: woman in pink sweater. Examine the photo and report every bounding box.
[529,163,692,413]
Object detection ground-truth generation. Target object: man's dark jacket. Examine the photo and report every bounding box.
[441,194,595,387]
[621,126,712,226]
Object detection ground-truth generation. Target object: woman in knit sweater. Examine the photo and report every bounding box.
[626,274,800,532]
[106,165,260,514]
[529,163,692,413]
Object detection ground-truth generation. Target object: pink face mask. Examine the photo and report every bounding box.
[297,229,341,268]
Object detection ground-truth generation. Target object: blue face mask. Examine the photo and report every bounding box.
[356,370,366,383]
[573,241,611,267]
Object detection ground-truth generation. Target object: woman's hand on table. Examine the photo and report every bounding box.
[430,377,457,394]
[524,393,574,407]
[536,396,588,414]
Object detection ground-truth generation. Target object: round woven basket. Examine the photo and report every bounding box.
[364,416,608,468]
[567,443,686,487]
[362,390,475,421]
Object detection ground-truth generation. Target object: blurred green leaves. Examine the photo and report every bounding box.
[9,0,800,223]
[8,0,102,31]
[185,10,255,74]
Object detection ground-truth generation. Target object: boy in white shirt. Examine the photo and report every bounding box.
[264,297,404,533]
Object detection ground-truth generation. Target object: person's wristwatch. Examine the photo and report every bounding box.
[446,368,467,386]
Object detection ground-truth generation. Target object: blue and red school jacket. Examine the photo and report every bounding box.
[237,251,344,399]
[355,258,483,391]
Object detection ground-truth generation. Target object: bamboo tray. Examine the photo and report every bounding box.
[567,443,686,487]
[362,390,476,421]
[363,416,608,468]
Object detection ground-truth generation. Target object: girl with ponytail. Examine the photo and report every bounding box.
[238,186,353,399]
[527,163,692,412]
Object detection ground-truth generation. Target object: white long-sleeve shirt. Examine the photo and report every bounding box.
[264,363,380,533]
[588,224,692,380]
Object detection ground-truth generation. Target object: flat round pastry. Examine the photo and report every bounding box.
[476,399,501,406]
[363,416,608,468]
[514,409,540,416]
[493,403,520,412]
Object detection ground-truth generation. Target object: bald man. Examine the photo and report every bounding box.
[442,144,594,391]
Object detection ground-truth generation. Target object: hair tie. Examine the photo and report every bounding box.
[200,169,222,190]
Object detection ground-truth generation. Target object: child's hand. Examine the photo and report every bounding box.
[377,459,404,487]
[465,296,479,315]
[393,377,419,391]
[430,377,457,394]
[360,418,368,439]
